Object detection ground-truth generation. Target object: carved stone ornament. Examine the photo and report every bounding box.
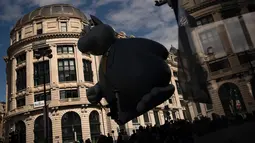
[26,87,33,94]
[50,82,59,90]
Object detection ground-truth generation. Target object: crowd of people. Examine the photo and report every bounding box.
[79,113,255,143]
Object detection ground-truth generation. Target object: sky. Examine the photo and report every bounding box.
[0,0,178,102]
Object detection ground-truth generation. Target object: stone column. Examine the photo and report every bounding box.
[26,116,34,143]
[49,44,60,104]
[51,112,62,143]
[74,44,87,101]
[26,48,34,105]
[91,55,100,83]
[178,109,185,119]
[149,111,156,126]
[138,115,145,127]
[210,80,225,115]
[11,57,17,110]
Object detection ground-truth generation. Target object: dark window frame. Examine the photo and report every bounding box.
[61,22,67,32]
[89,111,101,143]
[58,59,77,82]
[16,96,26,107]
[83,59,93,82]
[206,104,213,111]
[16,67,26,91]
[196,15,214,26]
[208,58,231,72]
[143,113,150,123]
[60,89,79,99]
[16,53,26,65]
[196,102,202,114]
[34,61,50,86]
[175,80,182,94]
[37,23,43,35]
[18,30,22,41]
[34,91,51,102]
[57,45,74,54]
[132,117,139,124]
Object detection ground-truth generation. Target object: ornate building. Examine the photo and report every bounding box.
[3,4,186,143]
[180,0,255,119]
[0,102,5,142]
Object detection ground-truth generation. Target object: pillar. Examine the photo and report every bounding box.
[51,113,62,143]
[11,57,17,110]
[26,48,34,105]
[26,117,34,143]
[49,44,60,104]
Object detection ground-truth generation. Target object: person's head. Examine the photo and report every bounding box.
[85,138,91,143]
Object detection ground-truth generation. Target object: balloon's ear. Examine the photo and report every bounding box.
[90,15,104,26]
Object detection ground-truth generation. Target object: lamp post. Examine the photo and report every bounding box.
[34,47,53,143]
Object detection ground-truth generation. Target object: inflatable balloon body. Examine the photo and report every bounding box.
[78,15,175,125]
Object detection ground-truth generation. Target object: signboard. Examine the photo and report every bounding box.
[34,101,45,108]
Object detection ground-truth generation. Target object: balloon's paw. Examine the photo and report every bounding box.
[136,85,175,112]
[86,83,102,104]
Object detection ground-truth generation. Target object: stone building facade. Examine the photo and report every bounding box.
[0,102,5,142]
[180,0,255,119]
[4,4,186,143]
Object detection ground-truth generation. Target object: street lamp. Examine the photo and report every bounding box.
[34,47,53,143]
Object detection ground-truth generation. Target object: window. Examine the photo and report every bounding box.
[57,45,74,54]
[12,34,16,43]
[33,47,49,58]
[143,113,150,123]
[89,111,100,143]
[153,111,160,126]
[199,28,225,57]
[16,53,26,65]
[16,67,26,91]
[175,80,182,94]
[83,59,93,82]
[60,90,79,99]
[168,98,172,104]
[34,92,51,102]
[173,71,178,77]
[62,112,82,142]
[206,104,213,110]
[61,22,67,32]
[238,52,255,65]
[132,117,139,124]
[16,96,25,107]
[34,61,50,86]
[18,30,22,41]
[34,116,53,143]
[196,15,214,26]
[58,59,77,82]
[196,102,201,114]
[208,58,230,72]
[37,23,43,34]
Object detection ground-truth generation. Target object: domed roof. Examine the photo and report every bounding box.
[14,4,87,29]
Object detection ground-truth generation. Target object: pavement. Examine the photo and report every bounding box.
[194,122,255,143]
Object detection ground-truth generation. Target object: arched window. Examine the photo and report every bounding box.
[218,82,247,116]
[61,112,82,143]
[89,111,101,143]
[15,121,26,143]
[34,116,53,143]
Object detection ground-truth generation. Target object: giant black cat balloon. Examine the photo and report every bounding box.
[78,15,175,125]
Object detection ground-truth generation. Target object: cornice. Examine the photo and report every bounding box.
[8,32,81,56]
